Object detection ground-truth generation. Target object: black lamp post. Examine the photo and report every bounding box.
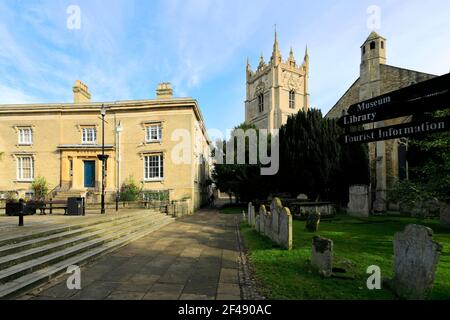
[97,104,108,214]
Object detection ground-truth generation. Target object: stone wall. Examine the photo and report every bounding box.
[247,198,292,250]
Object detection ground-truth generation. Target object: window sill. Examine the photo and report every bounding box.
[14,180,34,183]
[17,144,33,147]
[143,179,164,183]
[145,140,162,144]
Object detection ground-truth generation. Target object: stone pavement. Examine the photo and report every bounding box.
[20,209,244,300]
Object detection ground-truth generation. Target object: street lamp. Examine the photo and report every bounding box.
[97,104,109,214]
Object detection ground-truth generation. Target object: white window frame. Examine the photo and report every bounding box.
[82,127,97,144]
[18,127,33,145]
[145,124,162,143]
[144,154,164,181]
[17,156,34,181]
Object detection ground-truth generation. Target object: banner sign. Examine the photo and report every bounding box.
[338,89,450,127]
[346,73,450,115]
[339,116,450,145]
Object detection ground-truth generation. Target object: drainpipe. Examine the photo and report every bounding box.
[115,121,123,198]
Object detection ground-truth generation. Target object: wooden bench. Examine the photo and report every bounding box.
[36,200,68,215]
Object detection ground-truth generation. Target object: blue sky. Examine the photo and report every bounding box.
[0,0,449,133]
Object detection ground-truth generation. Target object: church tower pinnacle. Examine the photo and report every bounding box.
[271,26,282,66]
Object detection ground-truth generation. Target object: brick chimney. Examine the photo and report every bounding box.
[73,80,91,103]
[156,82,173,99]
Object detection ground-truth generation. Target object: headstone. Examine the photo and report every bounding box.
[259,205,267,234]
[311,236,333,277]
[270,198,283,242]
[264,212,273,239]
[440,206,450,227]
[348,185,370,218]
[247,202,256,227]
[296,194,308,200]
[306,211,321,232]
[392,224,442,299]
[255,215,261,233]
[279,207,293,250]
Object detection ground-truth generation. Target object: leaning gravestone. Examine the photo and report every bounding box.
[392,224,442,299]
[347,185,370,218]
[311,236,333,277]
[440,206,450,228]
[279,207,293,250]
[270,198,283,242]
[306,211,321,232]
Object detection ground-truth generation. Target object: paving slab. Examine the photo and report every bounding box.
[19,209,245,300]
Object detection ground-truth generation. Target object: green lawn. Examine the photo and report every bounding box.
[241,214,450,300]
[220,205,246,215]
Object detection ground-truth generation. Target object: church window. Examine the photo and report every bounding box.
[258,94,264,113]
[381,41,384,49]
[289,90,296,109]
[370,41,376,50]
[362,46,366,55]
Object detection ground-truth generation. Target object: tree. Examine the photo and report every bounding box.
[31,176,49,201]
[278,109,369,202]
[391,109,450,204]
[212,123,273,203]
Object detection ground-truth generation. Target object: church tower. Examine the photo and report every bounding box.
[245,31,310,130]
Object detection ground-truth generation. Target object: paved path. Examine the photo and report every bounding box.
[22,209,244,300]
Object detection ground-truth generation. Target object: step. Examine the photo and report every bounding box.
[0,213,166,270]
[0,211,159,247]
[0,214,172,285]
[0,212,159,257]
[0,217,174,299]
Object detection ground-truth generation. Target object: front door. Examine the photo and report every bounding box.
[84,161,96,188]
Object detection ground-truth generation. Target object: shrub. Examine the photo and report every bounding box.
[5,191,19,203]
[31,176,48,201]
[120,176,141,202]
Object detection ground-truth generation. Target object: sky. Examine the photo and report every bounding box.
[0,0,449,133]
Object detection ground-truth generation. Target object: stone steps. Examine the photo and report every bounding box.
[0,213,153,257]
[0,211,146,247]
[0,211,174,299]
[0,214,163,270]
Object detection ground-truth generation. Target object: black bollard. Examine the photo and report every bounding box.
[115,194,119,212]
[18,199,25,227]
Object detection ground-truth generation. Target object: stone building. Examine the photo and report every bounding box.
[0,81,211,212]
[245,31,310,130]
[326,32,437,211]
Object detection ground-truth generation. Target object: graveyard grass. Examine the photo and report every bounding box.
[240,214,450,300]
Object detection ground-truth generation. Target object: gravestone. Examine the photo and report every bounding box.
[270,198,283,242]
[247,202,256,227]
[279,207,293,250]
[311,236,333,277]
[348,185,370,218]
[259,205,267,234]
[297,194,308,200]
[306,211,321,232]
[440,206,450,227]
[255,215,261,233]
[392,224,442,299]
[264,211,273,239]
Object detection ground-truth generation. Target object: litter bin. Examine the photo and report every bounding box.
[67,197,84,216]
